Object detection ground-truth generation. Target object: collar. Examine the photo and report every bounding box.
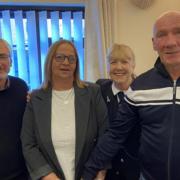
[0,77,10,91]
[111,82,122,95]
[154,57,171,78]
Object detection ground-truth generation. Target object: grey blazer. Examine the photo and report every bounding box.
[21,83,108,180]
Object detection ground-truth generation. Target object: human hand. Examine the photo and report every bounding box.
[94,170,106,180]
[26,91,31,102]
[41,172,60,180]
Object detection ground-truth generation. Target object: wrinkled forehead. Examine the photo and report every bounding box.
[0,41,10,54]
[56,43,76,54]
[154,12,180,34]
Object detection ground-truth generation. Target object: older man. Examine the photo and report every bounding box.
[0,39,29,180]
[83,11,180,180]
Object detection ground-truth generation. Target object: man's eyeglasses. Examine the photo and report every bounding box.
[54,54,76,64]
[0,54,10,61]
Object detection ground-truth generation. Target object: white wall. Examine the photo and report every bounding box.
[115,0,180,75]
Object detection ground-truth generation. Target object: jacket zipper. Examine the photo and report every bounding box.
[167,80,177,180]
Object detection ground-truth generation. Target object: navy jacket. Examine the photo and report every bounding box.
[83,58,180,180]
[96,79,140,180]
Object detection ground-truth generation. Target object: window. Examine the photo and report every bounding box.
[0,5,85,89]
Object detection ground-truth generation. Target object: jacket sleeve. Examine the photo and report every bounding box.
[94,84,108,137]
[82,98,139,180]
[21,99,53,180]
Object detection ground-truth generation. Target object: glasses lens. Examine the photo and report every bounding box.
[68,55,76,63]
[55,54,76,64]
[55,54,65,62]
[0,54,10,61]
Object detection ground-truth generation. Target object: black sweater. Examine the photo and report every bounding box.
[0,76,28,179]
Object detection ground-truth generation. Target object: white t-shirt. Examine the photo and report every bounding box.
[51,88,76,180]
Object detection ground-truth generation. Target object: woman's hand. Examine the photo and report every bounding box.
[94,170,106,180]
[80,170,106,180]
[26,91,31,102]
[41,172,60,180]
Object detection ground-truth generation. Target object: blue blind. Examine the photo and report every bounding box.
[62,11,71,40]
[1,10,15,76]
[0,7,85,89]
[50,11,60,43]
[14,10,28,82]
[73,11,84,79]
[39,11,49,81]
[26,11,40,89]
[0,18,2,38]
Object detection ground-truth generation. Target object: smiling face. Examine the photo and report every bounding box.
[152,11,180,70]
[0,40,11,81]
[108,44,135,89]
[109,57,134,85]
[51,42,77,83]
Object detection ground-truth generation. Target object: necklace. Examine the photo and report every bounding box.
[53,88,74,105]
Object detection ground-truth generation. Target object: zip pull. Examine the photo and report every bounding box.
[173,80,177,98]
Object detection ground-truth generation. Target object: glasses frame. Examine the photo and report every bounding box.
[0,54,10,61]
[54,53,77,64]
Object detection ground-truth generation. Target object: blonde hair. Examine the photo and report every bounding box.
[107,43,136,79]
[41,39,86,90]
[107,43,135,65]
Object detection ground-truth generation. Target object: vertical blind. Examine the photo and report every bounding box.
[0,7,85,89]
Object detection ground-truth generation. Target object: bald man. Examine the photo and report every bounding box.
[0,39,29,180]
[82,11,180,180]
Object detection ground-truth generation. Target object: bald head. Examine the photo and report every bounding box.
[0,39,12,82]
[152,10,180,80]
[0,39,11,56]
[153,11,180,37]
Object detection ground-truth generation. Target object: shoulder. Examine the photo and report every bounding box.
[96,79,112,86]
[96,79,112,93]
[85,81,100,91]
[30,88,49,98]
[96,79,112,96]
[131,67,163,90]
[9,75,27,85]
[79,82,102,97]
[9,75,28,91]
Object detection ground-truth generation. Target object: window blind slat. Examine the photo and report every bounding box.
[0,7,85,88]
[51,11,60,43]
[62,11,71,40]
[2,10,15,76]
[39,11,49,80]
[0,21,2,38]
[14,10,28,82]
[73,12,84,79]
[26,11,40,89]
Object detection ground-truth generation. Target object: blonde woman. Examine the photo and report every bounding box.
[96,44,140,180]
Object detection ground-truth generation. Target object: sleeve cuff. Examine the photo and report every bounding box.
[30,164,53,180]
